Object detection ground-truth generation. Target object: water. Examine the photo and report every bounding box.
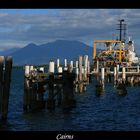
[1,68,140,131]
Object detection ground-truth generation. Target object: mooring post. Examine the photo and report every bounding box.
[1,56,12,120]
[101,67,105,89]
[84,55,88,82]
[57,59,60,68]
[87,61,91,83]
[37,67,45,101]
[64,59,68,71]
[29,65,38,106]
[79,56,83,93]
[114,66,117,86]
[23,65,30,111]
[24,65,36,111]
[79,56,83,79]
[70,61,73,73]
[34,68,47,110]
[97,60,99,73]
[116,64,119,79]
[0,56,4,119]
[75,61,78,68]
[47,60,55,109]
[95,67,104,96]
[58,66,63,74]
[75,67,79,93]
[122,67,126,83]
[62,70,76,109]
[130,76,134,86]
[57,66,63,106]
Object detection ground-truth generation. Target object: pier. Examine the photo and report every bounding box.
[23,55,91,111]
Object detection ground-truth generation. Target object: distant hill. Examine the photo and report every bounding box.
[9,40,94,65]
[0,48,20,56]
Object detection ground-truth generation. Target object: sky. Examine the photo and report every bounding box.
[0,9,140,53]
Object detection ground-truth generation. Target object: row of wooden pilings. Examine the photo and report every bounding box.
[23,55,91,111]
[0,56,12,120]
[93,60,140,95]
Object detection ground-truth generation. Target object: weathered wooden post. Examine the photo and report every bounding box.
[79,56,83,93]
[83,55,88,82]
[47,60,55,109]
[57,66,63,106]
[75,67,79,93]
[58,66,63,74]
[0,56,4,119]
[87,61,92,83]
[64,59,68,71]
[70,61,73,73]
[75,61,78,68]
[116,77,127,96]
[106,67,111,83]
[114,66,117,86]
[130,76,134,86]
[87,61,90,75]
[122,67,126,83]
[23,65,30,111]
[57,59,60,68]
[62,70,76,109]
[1,56,12,119]
[24,65,38,111]
[116,64,119,81]
[101,67,105,89]
[36,67,46,102]
[96,60,99,73]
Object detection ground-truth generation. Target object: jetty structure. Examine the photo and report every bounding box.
[23,55,91,111]
[23,19,140,111]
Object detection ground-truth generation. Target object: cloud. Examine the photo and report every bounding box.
[0,9,140,50]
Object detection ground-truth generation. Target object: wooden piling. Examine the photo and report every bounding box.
[70,61,73,73]
[49,60,55,73]
[0,56,4,119]
[64,59,68,71]
[1,56,12,120]
[83,55,88,82]
[114,66,117,85]
[57,59,60,68]
[79,56,83,93]
[101,67,105,89]
[23,65,30,111]
[58,66,63,74]
[116,64,119,80]
[96,60,99,73]
[47,61,55,109]
[75,61,78,68]
[122,67,126,83]
[62,70,76,109]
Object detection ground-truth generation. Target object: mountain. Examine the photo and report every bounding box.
[0,48,20,56]
[10,40,94,65]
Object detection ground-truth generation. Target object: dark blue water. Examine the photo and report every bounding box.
[1,68,140,131]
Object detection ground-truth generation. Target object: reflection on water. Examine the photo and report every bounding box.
[1,68,140,131]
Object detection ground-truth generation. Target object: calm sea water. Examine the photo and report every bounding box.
[1,68,140,131]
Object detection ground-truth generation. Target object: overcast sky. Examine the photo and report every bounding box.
[0,9,140,53]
